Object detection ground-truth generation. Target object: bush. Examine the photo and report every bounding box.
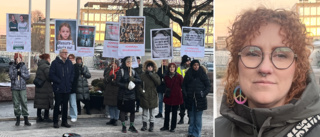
[0,71,10,82]
[26,74,35,84]
[91,79,102,87]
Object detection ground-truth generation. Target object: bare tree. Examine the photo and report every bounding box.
[31,24,45,53]
[31,10,45,24]
[113,0,213,41]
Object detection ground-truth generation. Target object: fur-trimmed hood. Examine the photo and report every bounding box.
[143,59,158,72]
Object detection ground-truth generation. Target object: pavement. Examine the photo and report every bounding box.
[0,68,214,137]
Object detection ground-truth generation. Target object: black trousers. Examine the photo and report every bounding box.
[164,104,179,130]
[37,109,49,119]
[53,93,69,123]
[179,102,186,117]
[77,99,90,113]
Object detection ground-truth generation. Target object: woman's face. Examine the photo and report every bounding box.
[192,63,199,71]
[126,60,132,67]
[47,58,51,63]
[238,23,295,108]
[169,65,175,73]
[76,59,82,64]
[11,15,15,22]
[147,66,153,71]
[60,26,70,40]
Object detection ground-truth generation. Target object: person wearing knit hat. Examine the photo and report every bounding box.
[9,53,31,126]
[182,59,210,137]
[117,56,141,133]
[176,55,191,125]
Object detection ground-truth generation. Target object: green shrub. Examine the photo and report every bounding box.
[0,71,10,82]
[26,74,35,84]
[91,79,102,87]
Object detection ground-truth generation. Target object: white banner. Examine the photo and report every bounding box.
[55,19,78,54]
[131,56,139,68]
[76,25,95,56]
[180,27,205,57]
[150,28,173,60]
[6,13,31,52]
[103,22,122,58]
[118,16,145,56]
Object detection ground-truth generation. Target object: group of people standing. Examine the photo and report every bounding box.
[8,50,210,137]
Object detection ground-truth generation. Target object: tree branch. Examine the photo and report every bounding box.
[192,10,213,27]
[190,0,213,16]
[152,0,184,26]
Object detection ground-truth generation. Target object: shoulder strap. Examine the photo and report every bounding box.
[286,114,320,137]
[121,68,124,77]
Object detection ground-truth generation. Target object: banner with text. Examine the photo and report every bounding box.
[180,27,205,57]
[118,16,145,56]
[55,19,78,54]
[150,28,173,60]
[76,25,95,56]
[103,22,121,58]
[6,13,31,52]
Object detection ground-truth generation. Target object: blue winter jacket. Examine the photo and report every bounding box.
[49,56,74,93]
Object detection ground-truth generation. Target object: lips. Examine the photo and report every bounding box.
[253,80,276,84]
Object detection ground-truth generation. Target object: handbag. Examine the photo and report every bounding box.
[164,76,176,98]
[33,77,45,88]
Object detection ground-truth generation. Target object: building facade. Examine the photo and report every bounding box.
[0,35,6,51]
[31,19,55,52]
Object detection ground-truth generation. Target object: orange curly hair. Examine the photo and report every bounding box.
[223,8,312,107]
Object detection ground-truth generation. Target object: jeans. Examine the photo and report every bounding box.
[12,90,29,117]
[158,92,164,114]
[53,93,70,123]
[164,104,178,130]
[108,106,120,120]
[69,93,77,119]
[188,102,203,137]
[142,108,155,123]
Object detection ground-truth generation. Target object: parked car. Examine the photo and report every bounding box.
[206,63,213,72]
[0,56,11,72]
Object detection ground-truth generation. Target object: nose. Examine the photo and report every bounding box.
[257,54,273,76]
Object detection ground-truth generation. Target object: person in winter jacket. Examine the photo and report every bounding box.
[155,59,169,118]
[183,60,210,137]
[49,48,74,128]
[138,60,161,132]
[68,54,77,122]
[33,53,53,123]
[160,63,183,132]
[73,57,91,115]
[215,8,320,137]
[133,56,143,112]
[177,55,191,124]
[9,53,31,126]
[116,56,141,133]
[104,59,120,126]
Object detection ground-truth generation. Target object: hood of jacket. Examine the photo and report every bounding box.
[142,60,158,72]
[37,59,50,67]
[219,72,320,135]
[185,65,208,74]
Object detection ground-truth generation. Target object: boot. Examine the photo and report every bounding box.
[122,125,127,133]
[53,122,59,128]
[141,122,147,131]
[148,122,154,132]
[61,122,71,128]
[106,119,115,125]
[129,125,138,133]
[178,116,184,124]
[24,116,31,126]
[15,116,20,126]
[155,113,162,118]
[36,116,44,122]
[113,119,118,126]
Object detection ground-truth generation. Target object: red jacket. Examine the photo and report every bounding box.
[163,73,184,106]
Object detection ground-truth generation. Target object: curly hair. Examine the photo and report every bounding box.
[223,8,312,107]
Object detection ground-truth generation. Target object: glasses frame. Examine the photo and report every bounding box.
[238,46,297,70]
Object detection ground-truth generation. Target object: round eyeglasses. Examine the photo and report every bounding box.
[238,46,297,69]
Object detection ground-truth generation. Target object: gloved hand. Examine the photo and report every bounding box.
[110,75,115,79]
[17,71,21,76]
[162,73,166,78]
[16,63,21,69]
[145,71,150,75]
[129,76,135,82]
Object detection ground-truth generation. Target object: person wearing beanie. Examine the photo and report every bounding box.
[9,53,31,126]
[103,59,121,126]
[116,56,141,133]
[133,56,143,112]
[182,59,210,137]
[33,53,53,123]
[160,63,184,132]
[176,55,191,125]
[155,59,169,118]
[138,60,161,132]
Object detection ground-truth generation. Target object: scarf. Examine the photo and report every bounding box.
[109,66,120,79]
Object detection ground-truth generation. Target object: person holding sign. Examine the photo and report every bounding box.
[116,56,141,133]
[138,60,161,132]
[9,14,18,31]
[9,53,31,126]
[104,59,120,126]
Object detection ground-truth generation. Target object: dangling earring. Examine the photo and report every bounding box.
[233,85,247,104]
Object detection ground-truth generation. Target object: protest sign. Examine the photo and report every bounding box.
[6,13,31,52]
[103,22,121,58]
[55,19,78,54]
[150,28,173,60]
[118,16,145,56]
[76,25,95,56]
[181,27,205,57]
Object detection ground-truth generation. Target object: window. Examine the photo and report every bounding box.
[100,33,105,40]
[311,28,317,36]
[95,24,100,31]
[107,14,112,21]
[311,7,316,15]
[304,18,310,26]
[101,14,106,21]
[113,14,118,22]
[311,17,316,25]
[93,5,100,9]
[101,23,106,31]
[318,7,320,15]
[96,33,100,41]
[317,28,320,36]
[84,23,87,25]
[299,7,304,15]
[84,13,88,21]
[89,13,94,21]
[207,36,213,43]
[95,13,100,21]
[89,23,93,26]
[304,7,310,15]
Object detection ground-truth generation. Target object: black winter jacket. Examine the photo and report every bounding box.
[156,65,168,93]
[49,56,74,93]
[116,66,141,101]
